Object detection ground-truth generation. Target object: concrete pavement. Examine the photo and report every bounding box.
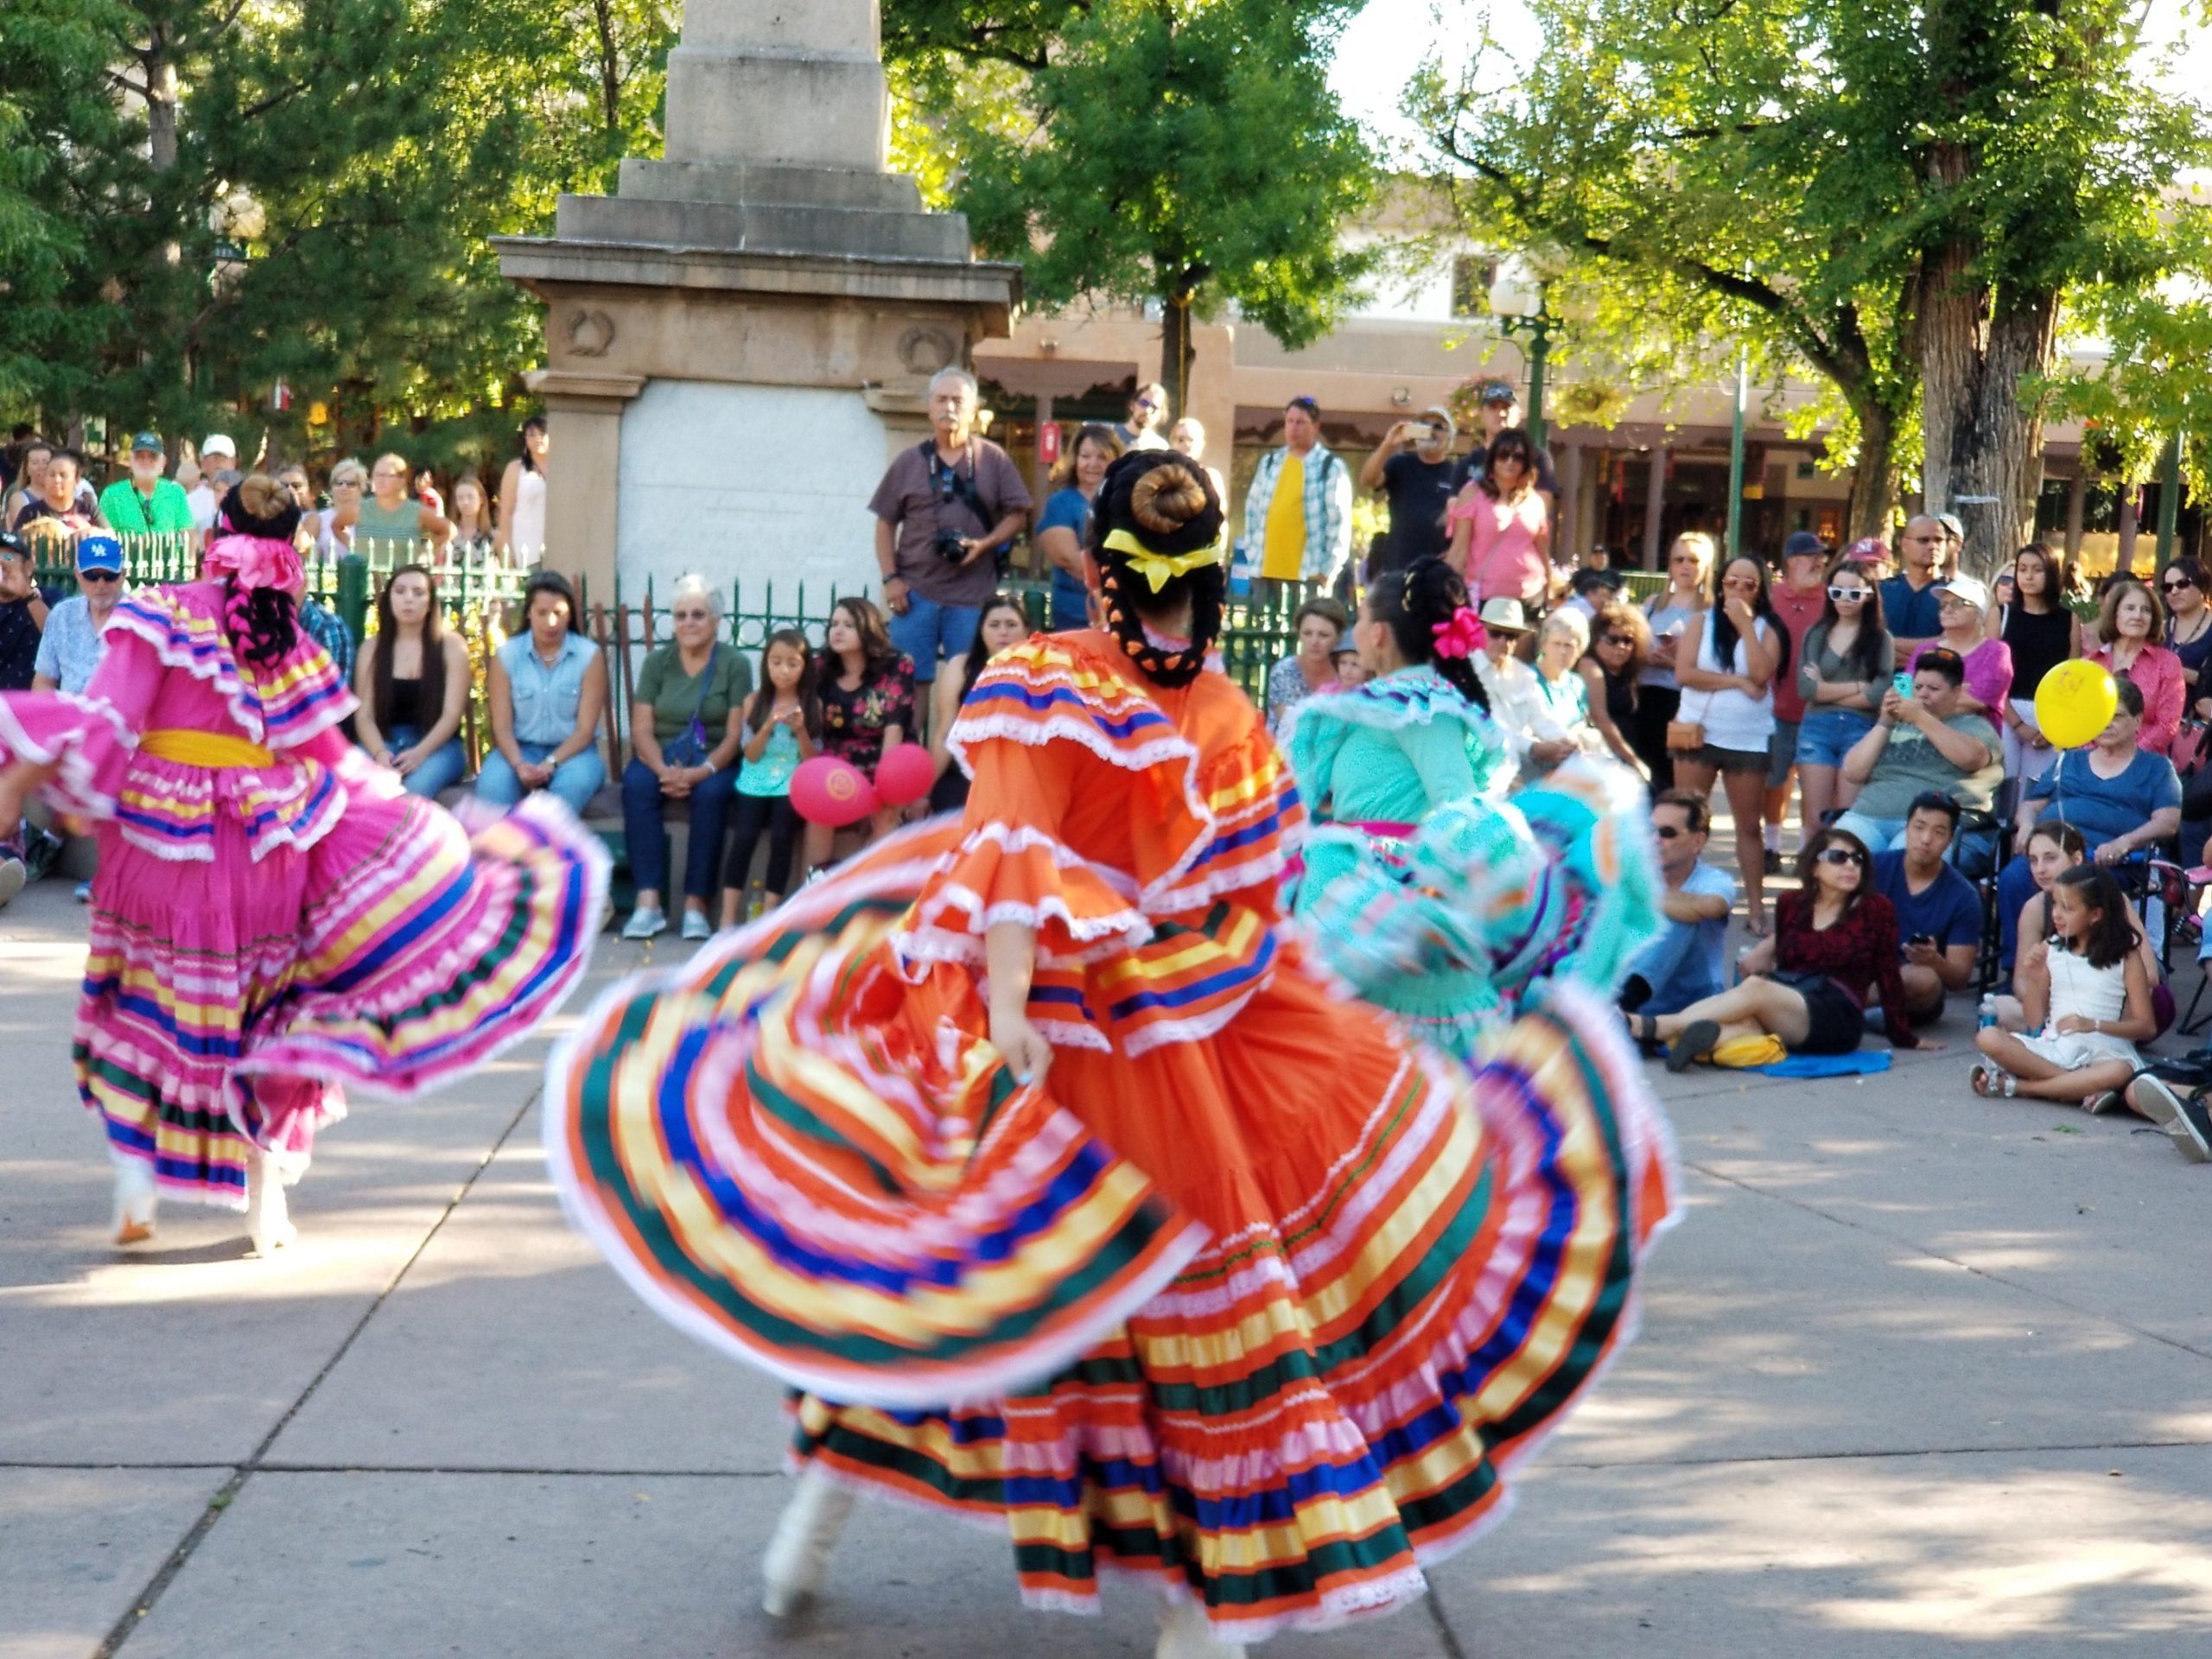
[4,875,2209,1657]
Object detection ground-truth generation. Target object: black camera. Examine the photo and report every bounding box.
[932,528,969,563]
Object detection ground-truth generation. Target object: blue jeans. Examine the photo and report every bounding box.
[1050,570,1090,631]
[1627,922,1724,1016]
[1796,707,1876,769]
[1830,810,1908,854]
[620,758,738,902]
[888,590,981,684]
[476,741,607,817]
[386,725,468,798]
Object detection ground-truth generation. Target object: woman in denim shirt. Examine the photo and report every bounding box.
[478,571,607,816]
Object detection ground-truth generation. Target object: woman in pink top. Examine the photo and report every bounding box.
[2091,577,2183,754]
[1446,427,1551,606]
[1907,573,2012,717]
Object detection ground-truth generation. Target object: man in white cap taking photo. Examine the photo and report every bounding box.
[186,435,236,535]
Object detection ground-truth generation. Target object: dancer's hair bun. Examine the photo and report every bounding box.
[1089,452,1228,690]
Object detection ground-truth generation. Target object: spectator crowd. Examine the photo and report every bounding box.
[5,385,2210,1166]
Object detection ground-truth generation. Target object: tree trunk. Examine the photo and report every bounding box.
[1160,291,1196,423]
[1918,238,2057,578]
[1845,397,1900,544]
[145,32,178,173]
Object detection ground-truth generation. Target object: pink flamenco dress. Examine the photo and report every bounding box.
[0,545,608,1245]
[544,626,1679,1649]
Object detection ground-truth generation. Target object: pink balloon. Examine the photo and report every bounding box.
[874,742,936,808]
[791,756,879,827]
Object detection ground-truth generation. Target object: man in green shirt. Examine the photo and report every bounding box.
[96,433,195,536]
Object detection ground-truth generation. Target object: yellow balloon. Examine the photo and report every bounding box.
[2033,659,2118,750]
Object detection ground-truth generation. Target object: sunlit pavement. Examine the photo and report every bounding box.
[4,872,2210,1658]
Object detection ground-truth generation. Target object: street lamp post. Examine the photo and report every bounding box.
[1725,348,1749,563]
[2156,431,2184,569]
[1488,259,1557,451]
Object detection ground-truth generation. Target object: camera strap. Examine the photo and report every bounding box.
[921,439,994,534]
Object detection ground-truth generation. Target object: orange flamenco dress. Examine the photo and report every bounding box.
[545,630,1676,1641]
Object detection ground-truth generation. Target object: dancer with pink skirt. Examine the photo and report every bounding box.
[0,477,607,1254]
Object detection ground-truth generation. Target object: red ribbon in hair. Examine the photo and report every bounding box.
[1430,606,1486,660]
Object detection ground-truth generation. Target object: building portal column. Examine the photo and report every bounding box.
[1642,448,1668,570]
[2065,469,2088,562]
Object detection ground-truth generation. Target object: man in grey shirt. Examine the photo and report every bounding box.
[868,366,1032,687]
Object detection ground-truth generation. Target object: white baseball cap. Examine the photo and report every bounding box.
[201,433,237,460]
[1935,574,1989,610]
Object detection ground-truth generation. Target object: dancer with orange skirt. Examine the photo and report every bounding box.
[546,453,1675,1656]
[0,478,607,1254]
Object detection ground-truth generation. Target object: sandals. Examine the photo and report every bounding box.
[1970,1062,2018,1099]
[1665,1019,1720,1074]
[1623,1010,1662,1052]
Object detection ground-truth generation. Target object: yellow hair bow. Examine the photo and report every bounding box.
[1101,527,1227,594]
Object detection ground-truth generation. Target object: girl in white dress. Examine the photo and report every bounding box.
[1972,865,2154,1107]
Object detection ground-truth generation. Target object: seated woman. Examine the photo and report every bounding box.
[1972,866,2153,1107]
[353,564,470,798]
[925,593,1032,816]
[1630,825,1923,1069]
[1263,596,1351,734]
[477,571,608,817]
[815,596,914,861]
[1996,820,2171,1037]
[1579,600,1649,779]
[620,575,752,942]
[1530,607,1603,764]
[1997,677,2182,969]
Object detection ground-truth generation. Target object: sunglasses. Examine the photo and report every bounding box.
[1654,824,1685,840]
[1135,397,1160,410]
[1815,847,1866,867]
[78,569,122,582]
[1597,633,1631,647]
[2164,576,2195,592]
[1826,586,1868,601]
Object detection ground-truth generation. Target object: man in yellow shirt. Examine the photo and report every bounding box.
[1243,397,1351,598]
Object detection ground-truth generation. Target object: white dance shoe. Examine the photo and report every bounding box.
[244,1148,296,1256]
[111,1153,158,1246]
[760,1465,855,1618]
[1155,1597,1248,1659]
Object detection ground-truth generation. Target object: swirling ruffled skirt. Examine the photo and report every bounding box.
[545,823,1675,1640]
[83,790,607,1207]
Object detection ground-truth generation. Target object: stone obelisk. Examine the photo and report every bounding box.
[495,0,1020,600]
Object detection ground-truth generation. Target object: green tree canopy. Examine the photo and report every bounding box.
[894,0,1382,412]
[0,0,676,476]
[1415,0,2211,560]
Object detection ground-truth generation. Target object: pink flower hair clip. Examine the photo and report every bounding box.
[1430,606,1486,660]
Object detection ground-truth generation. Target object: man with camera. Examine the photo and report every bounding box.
[868,365,1032,693]
[1358,405,1458,577]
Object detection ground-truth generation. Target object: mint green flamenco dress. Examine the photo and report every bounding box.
[1286,666,1661,1060]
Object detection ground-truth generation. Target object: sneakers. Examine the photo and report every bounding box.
[0,856,23,911]
[621,906,668,941]
[2132,1074,2212,1163]
[73,880,91,903]
[21,824,63,881]
[1764,847,1786,877]
[680,909,713,942]
[2083,1089,2126,1116]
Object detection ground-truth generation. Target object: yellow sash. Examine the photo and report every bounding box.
[139,729,277,769]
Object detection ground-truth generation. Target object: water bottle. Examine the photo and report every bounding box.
[1978,995,1999,1031]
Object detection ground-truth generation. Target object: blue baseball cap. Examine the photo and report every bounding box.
[130,431,164,454]
[76,535,124,575]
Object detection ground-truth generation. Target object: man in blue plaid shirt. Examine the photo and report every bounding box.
[1243,397,1353,598]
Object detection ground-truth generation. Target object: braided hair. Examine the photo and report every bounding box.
[1088,451,1227,688]
[214,475,302,669]
[1367,556,1491,710]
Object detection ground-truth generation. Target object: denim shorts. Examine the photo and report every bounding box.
[1766,720,1801,788]
[887,590,981,684]
[1796,707,1876,769]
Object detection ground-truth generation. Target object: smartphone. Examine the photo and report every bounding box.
[1909,933,1936,949]
[1892,671,1916,701]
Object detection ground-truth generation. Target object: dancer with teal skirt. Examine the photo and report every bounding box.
[1287,556,1661,1057]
